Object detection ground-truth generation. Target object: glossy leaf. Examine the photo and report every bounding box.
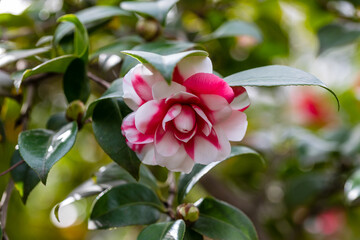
[345,169,360,204]
[224,65,339,110]
[0,47,50,67]
[54,6,129,45]
[84,79,123,119]
[184,228,203,240]
[178,146,263,203]
[89,183,164,229]
[18,122,78,184]
[15,55,77,89]
[92,98,140,180]
[122,50,208,83]
[46,112,69,131]
[199,20,262,42]
[10,150,40,203]
[120,0,179,24]
[57,14,89,61]
[138,220,186,240]
[318,23,360,54]
[120,41,197,77]
[192,198,258,240]
[63,58,90,103]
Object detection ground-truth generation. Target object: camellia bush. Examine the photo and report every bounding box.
[1,0,355,239]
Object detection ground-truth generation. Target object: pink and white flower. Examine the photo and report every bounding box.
[121,56,250,173]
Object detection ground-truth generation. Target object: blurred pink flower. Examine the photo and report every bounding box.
[121,56,250,173]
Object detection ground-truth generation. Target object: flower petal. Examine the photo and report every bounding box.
[155,126,181,157]
[200,94,232,123]
[174,125,197,143]
[177,56,212,81]
[191,104,212,136]
[132,64,164,101]
[152,80,186,100]
[122,113,154,144]
[155,146,194,173]
[162,104,182,130]
[183,73,234,103]
[141,144,156,165]
[123,68,144,110]
[231,86,250,111]
[135,100,166,134]
[216,110,248,141]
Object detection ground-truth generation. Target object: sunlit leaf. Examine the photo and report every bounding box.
[138,220,186,240]
[345,169,360,204]
[0,47,50,68]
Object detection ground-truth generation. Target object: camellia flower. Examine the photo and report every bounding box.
[121,56,250,173]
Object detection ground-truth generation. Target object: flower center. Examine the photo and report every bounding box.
[173,105,196,133]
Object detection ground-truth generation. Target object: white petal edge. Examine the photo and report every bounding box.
[216,110,248,142]
[177,56,213,81]
[152,81,186,100]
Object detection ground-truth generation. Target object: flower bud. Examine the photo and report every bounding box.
[66,100,85,123]
[136,18,161,41]
[176,203,199,223]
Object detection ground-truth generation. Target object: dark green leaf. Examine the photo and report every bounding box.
[18,122,78,184]
[199,20,262,42]
[10,150,40,203]
[184,228,203,240]
[224,65,339,110]
[120,41,197,77]
[92,98,141,180]
[89,183,164,229]
[192,198,258,240]
[84,78,123,119]
[63,58,90,103]
[138,220,186,240]
[54,6,129,46]
[0,47,50,68]
[345,169,360,204]
[122,50,208,83]
[120,0,179,24]
[57,14,89,61]
[46,112,69,131]
[177,146,263,203]
[0,119,5,142]
[15,55,77,89]
[318,23,360,54]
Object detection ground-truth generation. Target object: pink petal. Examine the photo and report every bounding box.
[200,94,232,123]
[173,105,196,133]
[122,113,154,144]
[123,68,144,110]
[177,56,212,81]
[165,92,200,105]
[174,124,197,143]
[231,86,250,111]
[152,80,186,100]
[216,110,248,141]
[162,104,182,130]
[135,100,166,134]
[191,104,212,136]
[183,73,234,103]
[155,146,194,173]
[155,126,181,157]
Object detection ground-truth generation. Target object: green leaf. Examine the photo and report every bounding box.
[122,50,208,83]
[54,6,129,45]
[18,122,78,184]
[138,220,186,240]
[15,55,77,89]
[92,98,141,180]
[199,20,262,42]
[0,13,34,27]
[120,0,179,24]
[0,119,5,142]
[192,198,258,240]
[223,65,339,110]
[318,23,360,54]
[10,150,40,203]
[184,228,203,240]
[340,125,360,156]
[57,14,89,61]
[345,169,360,204]
[46,112,69,131]
[0,47,50,68]
[89,183,164,229]
[63,58,90,103]
[36,35,53,47]
[120,41,197,77]
[177,146,263,203]
[84,78,123,119]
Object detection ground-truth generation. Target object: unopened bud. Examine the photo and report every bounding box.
[176,203,199,223]
[66,100,85,122]
[136,18,161,41]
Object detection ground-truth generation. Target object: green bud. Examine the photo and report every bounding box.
[136,18,161,41]
[176,203,199,223]
[66,100,85,122]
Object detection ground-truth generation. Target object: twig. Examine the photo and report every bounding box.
[87,72,111,89]
[0,179,14,240]
[165,172,176,219]
[0,160,25,177]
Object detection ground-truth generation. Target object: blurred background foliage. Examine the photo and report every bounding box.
[1,0,360,239]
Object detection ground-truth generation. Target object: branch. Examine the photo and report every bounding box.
[87,72,111,89]
[0,160,25,177]
[0,179,14,240]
